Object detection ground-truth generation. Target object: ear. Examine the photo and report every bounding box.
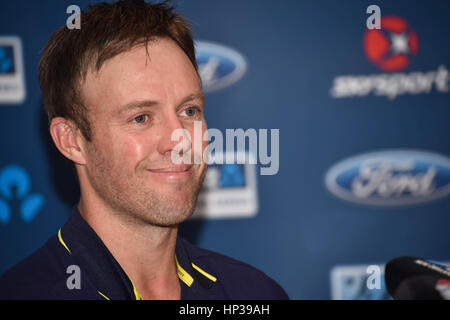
[49,117,87,165]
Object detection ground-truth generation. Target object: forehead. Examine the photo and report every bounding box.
[81,38,201,114]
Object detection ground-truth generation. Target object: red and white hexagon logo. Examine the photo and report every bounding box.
[363,16,419,72]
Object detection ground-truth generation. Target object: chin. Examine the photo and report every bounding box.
[149,206,195,227]
[144,192,199,225]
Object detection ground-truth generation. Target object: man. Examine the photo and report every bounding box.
[0,0,288,300]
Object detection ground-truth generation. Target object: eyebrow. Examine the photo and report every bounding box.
[116,93,205,116]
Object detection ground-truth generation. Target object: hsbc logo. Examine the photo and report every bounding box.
[330,15,449,100]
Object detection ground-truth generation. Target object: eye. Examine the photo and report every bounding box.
[182,106,200,117]
[133,114,148,124]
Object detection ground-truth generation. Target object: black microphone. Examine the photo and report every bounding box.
[385,256,450,300]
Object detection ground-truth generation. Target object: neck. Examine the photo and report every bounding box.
[77,195,181,300]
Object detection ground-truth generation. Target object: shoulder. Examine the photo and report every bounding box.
[181,238,289,299]
[0,235,96,299]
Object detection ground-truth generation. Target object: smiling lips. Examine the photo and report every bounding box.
[146,164,192,178]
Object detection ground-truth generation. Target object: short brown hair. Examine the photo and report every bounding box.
[39,0,197,141]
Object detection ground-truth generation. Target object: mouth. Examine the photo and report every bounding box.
[146,164,193,179]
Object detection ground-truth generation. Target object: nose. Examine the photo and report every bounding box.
[156,111,192,158]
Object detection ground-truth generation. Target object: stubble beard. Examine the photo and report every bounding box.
[86,143,207,228]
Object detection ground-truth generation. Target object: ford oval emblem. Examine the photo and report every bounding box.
[195,41,247,93]
[324,150,450,206]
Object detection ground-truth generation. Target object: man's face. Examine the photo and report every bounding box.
[80,38,207,226]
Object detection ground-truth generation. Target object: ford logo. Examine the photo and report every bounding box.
[195,41,247,93]
[324,150,450,206]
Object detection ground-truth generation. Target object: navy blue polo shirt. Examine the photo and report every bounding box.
[0,206,288,300]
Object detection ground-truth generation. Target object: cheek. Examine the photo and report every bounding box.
[114,134,148,166]
[201,126,209,164]
[89,130,144,170]
[202,123,209,152]
[189,124,209,151]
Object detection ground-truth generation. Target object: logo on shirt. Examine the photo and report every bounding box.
[324,150,450,206]
[0,165,44,224]
[195,41,247,93]
[0,36,26,104]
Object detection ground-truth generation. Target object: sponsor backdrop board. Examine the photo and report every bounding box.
[0,0,449,299]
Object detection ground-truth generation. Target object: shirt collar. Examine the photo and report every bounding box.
[59,205,216,300]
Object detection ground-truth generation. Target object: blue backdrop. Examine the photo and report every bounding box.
[0,0,449,299]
